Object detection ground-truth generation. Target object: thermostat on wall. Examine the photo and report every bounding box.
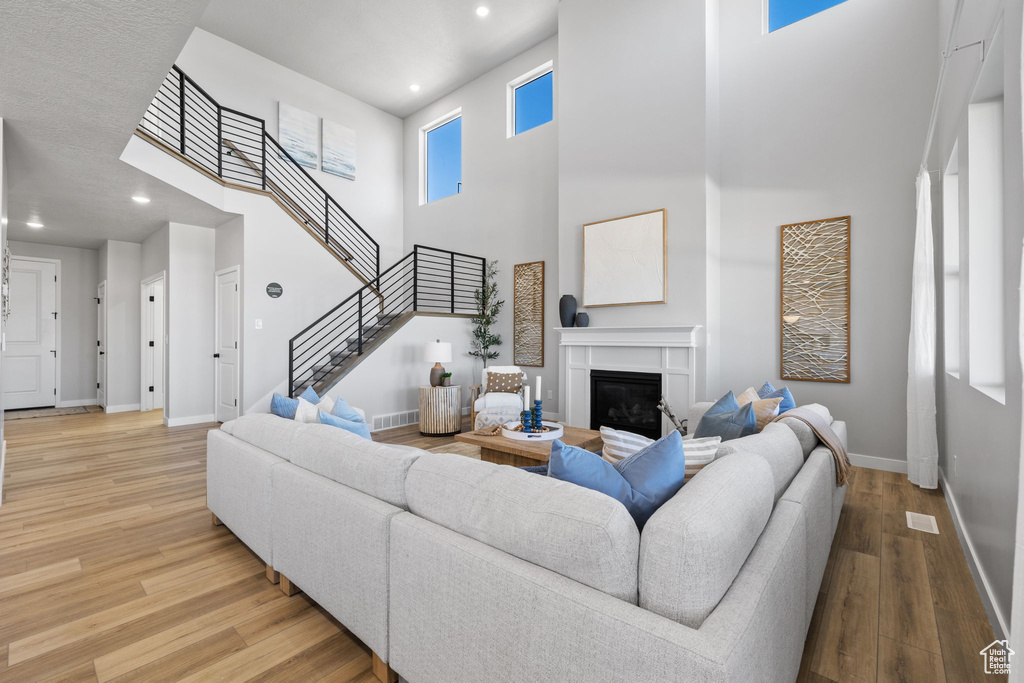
[266,282,283,298]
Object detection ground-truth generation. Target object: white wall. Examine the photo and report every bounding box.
[123,133,364,413]
[557,0,716,401]
[141,224,169,282]
[934,0,1022,637]
[8,241,99,404]
[176,28,405,268]
[402,36,560,410]
[99,240,142,410]
[326,315,478,424]
[717,0,937,464]
[1,120,7,448]
[166,223,216,424]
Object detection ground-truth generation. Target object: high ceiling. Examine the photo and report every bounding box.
[0,0,231,249]
[198,0,559,119]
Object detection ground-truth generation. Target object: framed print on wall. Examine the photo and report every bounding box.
[322,119,356,180]
[780,215,851,383]
[582,209,667,307]
[278,103,318,170]
[513,261,544,367]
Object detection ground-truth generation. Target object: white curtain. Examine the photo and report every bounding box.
[906,166,939,488]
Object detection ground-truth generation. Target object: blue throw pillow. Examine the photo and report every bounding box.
[299,386,319,403]
[331,395,365,424]
[694,402,757,441]
[318,410,372,440]
[757,381,796,414]
[270,393,299,419]
[705,390,741,416]
[548,431,686,529]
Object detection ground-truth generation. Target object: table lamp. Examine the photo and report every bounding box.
[423,339,452,387]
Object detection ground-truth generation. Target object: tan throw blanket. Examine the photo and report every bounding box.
[772,407,852,486]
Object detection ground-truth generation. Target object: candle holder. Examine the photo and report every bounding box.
[521,409,533,433]
[532,400,543,432]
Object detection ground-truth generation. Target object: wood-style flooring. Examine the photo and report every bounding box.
[0,409,1002,682]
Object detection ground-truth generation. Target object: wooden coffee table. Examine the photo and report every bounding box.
[453,425,603,467]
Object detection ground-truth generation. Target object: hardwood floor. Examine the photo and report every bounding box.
[0,409,1003,682]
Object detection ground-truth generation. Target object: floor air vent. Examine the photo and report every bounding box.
[906,511,939,534]
[372,410,420,432]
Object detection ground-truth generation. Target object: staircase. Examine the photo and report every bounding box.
[136,66,486,398]
[137,65,379,283]
[290,245,485,397]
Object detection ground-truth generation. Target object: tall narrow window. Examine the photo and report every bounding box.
[942,143,960,377]
[967,26,1005,403]
[508,62,553,137]
[423,112,462,204]
[768,0,849,32]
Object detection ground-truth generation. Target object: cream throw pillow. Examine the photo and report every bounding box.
[680,435,722,482]
[294,397,321,423]
[736,387,783,431]
[600,427,654,464]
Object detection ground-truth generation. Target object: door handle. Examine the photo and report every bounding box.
[213,353,221,358]
[99,351,105,355]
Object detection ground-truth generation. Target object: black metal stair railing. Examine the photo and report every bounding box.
[289,245,486,397]
[137,65,380,283]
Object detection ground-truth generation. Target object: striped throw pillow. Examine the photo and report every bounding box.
[681,435,722,482]
[600,427,654,464]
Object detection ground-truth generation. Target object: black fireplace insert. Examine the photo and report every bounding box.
[589,370,662,440]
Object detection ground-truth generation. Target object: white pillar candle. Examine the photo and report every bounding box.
[536,375,542,400]
[524,385,531,406]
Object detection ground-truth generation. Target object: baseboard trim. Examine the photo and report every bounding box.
[939,466,1009,640]
[104,404,141,414]
[164,414,216,427]
[847,453,907,473]
[58,398,98,408]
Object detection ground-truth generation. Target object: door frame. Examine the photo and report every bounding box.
[214,265,241,420]
[140,271,166,415]
[8,255,61,407]
[97,280,106,409]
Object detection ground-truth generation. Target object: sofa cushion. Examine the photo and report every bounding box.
[474,392,522,411]
[777,403,833,457]
[639,452,774,628]
[758,381,797,414]
[694,402,757,441]
[287,424,422,508]
[548,433,686,530]
[220,413,308,462]
[405,453,641,603]
[318,410,371,440]
[716,423,803,502]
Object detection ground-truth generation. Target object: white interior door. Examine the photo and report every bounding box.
[3,259,57,409]
[141,278,165,412]
[97,282,106,409]
[215,268,240,422]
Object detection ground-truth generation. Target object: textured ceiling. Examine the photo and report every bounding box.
[198,0,559,118]
[0,0,231,249]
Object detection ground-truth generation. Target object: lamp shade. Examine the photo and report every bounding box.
[423,340,452,363]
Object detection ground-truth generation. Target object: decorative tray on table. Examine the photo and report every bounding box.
[501,421,564,441]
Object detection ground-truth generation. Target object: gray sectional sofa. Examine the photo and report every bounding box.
[206,403,847,683]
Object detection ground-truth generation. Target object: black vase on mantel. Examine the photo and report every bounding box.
[559,295,578,328]
[575,312,590,328]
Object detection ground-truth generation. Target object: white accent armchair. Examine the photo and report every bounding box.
[469,365,527,430]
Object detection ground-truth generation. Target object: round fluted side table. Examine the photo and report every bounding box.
[418,385,462,436]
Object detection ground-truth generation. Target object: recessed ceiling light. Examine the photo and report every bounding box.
[476,6,490,16]
[409,84,421,92]
[27,221,43,229]
[132,195,151,204]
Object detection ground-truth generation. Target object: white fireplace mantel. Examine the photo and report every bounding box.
[555,325,702,436]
